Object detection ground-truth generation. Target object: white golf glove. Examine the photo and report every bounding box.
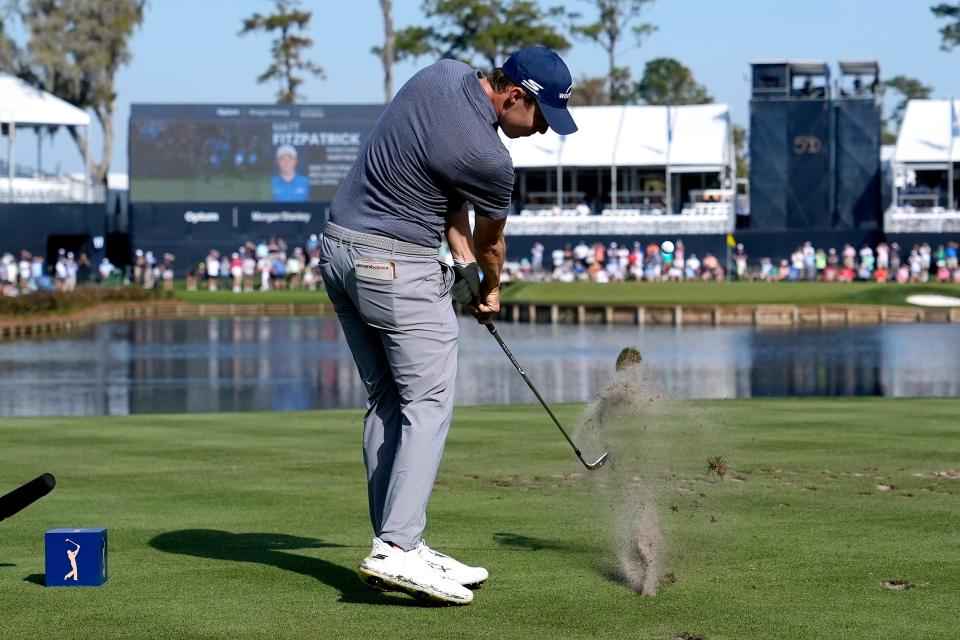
[451,260,481,305]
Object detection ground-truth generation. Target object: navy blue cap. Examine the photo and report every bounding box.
[502,46,577,135]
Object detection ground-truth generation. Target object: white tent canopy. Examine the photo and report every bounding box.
[894,99,959,165]
[0,73,92,200]
[499,103,732,171]
[0,73,91,127]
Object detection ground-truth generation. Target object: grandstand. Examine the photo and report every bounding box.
[499,103,735,236]
[0,74,112,264]
[0,171,105,204]
[887,98,960,233]
[0,73,98,204]
[3,75,957,271]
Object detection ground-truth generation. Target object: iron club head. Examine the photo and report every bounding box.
[486,321,612,471]
[582,450,611,471]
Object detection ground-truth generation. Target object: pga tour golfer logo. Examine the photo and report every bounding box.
[63,538,81,581]
[45,528,109,587]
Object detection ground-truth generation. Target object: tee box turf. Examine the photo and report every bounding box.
[45,528,108,587]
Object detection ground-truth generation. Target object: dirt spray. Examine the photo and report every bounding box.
[574,346,707,595]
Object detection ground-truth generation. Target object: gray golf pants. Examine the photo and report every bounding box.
[319,232,457,551]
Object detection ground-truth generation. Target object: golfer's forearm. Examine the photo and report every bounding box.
[473,217,506,290]
[444,204,476,263]
[476,238,504,289]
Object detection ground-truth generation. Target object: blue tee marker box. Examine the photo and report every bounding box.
[45,528,108,587]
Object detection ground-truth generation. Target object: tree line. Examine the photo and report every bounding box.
[0,0,957,183]
[371,0,709,107]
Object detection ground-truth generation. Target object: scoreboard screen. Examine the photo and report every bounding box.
[129,104,384,203]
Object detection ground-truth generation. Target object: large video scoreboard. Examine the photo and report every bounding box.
[129,104,385,203]
[127,104,385,271]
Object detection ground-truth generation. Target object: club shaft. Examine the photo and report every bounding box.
[486,323,583,457]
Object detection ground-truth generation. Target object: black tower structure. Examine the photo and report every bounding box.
[748,60,882,232]
[834,60,882,230]
[749,61,832,230]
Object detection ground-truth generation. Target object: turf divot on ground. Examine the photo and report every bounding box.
[1,401,959,639]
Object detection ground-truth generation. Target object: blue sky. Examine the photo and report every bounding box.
[10,0,960,175]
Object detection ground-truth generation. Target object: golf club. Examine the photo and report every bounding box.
[0,473,56,522]
[486,322,610,470]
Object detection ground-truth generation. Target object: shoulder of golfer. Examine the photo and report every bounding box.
[328,59,514,250]
[425,60,515,234]
[433,59,521,318]
[426,61,516,299]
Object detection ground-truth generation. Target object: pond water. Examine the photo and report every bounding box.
[0,317,958,416]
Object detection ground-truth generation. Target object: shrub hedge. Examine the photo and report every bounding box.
[0,287,171,317]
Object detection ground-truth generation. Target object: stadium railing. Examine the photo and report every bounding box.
[0,177,105,204]
[885,205,960,233]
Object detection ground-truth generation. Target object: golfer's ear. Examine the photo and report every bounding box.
[507,86,526,106]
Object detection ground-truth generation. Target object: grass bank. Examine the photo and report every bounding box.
[1,399,958,639]
[169,284,330,305]
[499,280,960,306]
[4,282,958,320]
[168,281,960,308]
[0,287,167,317]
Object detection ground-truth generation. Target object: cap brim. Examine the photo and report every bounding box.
[539,101,578,135]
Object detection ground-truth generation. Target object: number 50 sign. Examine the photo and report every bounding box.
[793,136,822,154]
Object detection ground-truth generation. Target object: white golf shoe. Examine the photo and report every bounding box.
[358,538,473,606]
[416,541,489,588]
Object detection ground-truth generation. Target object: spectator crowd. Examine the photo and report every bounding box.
[502,239,960,285]
[0,249,99,296]
[503,240,729,284]
[4,236,960,298]
[2,234,327,298]
[179,234,323,293]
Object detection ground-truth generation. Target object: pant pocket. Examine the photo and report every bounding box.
[438,261,454,300]
[353,273,396,328]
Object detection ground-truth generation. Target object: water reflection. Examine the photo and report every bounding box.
[0,317,957,416]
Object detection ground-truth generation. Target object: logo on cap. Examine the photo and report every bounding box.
[502,46,578,135]
[521,79,543,96]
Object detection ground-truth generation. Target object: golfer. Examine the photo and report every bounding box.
[319,46,577,605]
[271,145,310,202]
[64,539,80,581]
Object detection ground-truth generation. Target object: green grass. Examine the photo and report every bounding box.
[2,399,958,639]
[131,175,271,202]
[500,280,960,306]
[170,280,960,308]
[170,283,330,305]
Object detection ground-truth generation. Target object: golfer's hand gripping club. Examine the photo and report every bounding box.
[451,261,482,306]
[486,323,610,471]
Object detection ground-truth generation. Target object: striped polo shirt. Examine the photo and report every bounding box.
[329,60,515,248]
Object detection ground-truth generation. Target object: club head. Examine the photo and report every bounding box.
[582,450,611,471]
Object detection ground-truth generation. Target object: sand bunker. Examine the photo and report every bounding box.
[905,294,960,307]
